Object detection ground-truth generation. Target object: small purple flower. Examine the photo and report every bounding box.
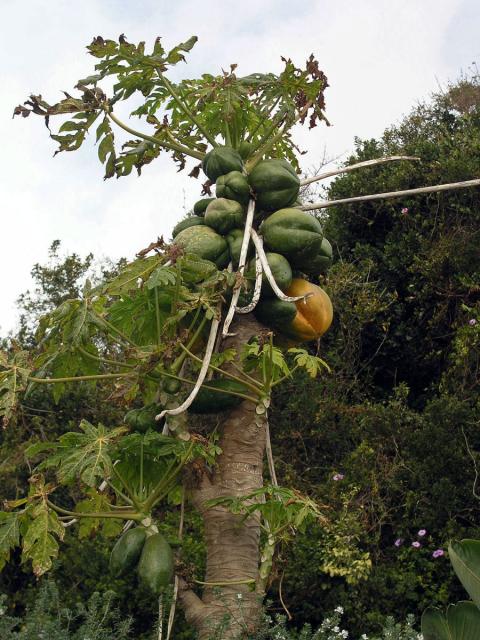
[401,207,409,214]
[417,529,427,537]
[469,319,477,326]
[412,541,421,548]
[332,473,345,481]
[432,549,444,558]
[394,538,404,547]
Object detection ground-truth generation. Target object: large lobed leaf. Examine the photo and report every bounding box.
[21,501,65,576]
[27,420,127,487]
[0,511,23,571]
[0,350,32,427]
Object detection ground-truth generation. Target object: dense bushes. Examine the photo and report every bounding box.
[268,76,480,635]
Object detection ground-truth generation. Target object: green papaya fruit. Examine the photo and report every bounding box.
[110,527,147,578]
[193,197,215,216]
[188,378,249,414]
[172,216,205,238]
[137,533,174,595]
[162,377,182,394]
[248,159,300,211]
[124,403,160,434]
[202,146,244,182]
[296,237,333,277]
[246,252,292,297]
[216,171,250,205]
[260,208,323,266]
[173,226,230,268]
[226,228,253,267]
[238,141,253,160]
[254,298,297,334]
[204,198,246,235]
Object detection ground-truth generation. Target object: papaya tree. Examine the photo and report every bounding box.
[3,34,480,639]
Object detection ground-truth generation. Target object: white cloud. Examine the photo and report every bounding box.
[1,0,478,333]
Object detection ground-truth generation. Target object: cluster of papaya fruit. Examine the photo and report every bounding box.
[110,526,174,595]
[172,145,333,343]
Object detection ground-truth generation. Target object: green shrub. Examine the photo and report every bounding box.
[0,581,132,639]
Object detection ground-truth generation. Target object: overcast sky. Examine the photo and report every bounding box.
[1,0,479,334]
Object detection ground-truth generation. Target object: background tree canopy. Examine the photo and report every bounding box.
[1,74,480,638]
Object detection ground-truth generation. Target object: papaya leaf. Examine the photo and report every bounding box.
[165,36,198,65]
[0,350,31,427]
[288,348,331,377]
[103,255,163,295]
[21,501,65,576]
[178,254,217,284]
[146,265,177,289]
[241,341,289,382]
[208,485,324,539]
[115,431,191,459]
[0,511,24,570]
[75,489,123,539]
[210,348,237,368]
[32,420,127,487]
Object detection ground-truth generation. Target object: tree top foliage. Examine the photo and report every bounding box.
[14,34,329,179]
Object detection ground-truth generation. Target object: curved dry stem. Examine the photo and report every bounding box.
[300,178,480,211]
[156,315,220,419]
[265,417,278,487]
[236,251,263,314]
[300,155,420,186]
[250,229,308,303]
[222,199,256,337]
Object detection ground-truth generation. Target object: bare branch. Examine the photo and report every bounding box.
[300,155,421,186]
[156,315,220,419]
[222,199,256,337]
[265,418,278,487]
[300,178,480,211]
[236,251,263,314]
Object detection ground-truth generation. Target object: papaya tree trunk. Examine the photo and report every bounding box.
[179,315,267,639]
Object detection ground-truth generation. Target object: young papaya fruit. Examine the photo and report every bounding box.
[137,533,174,594]
[204,198,246,235]
[260,208,324,266]
[193,197,215,216]
[124,403,160,433]
[216,171,250,205]
[248,159,300,211]
[245,252,292,297]
[188,378,249,414]
[226,228,254,267]
[238,140,253,160]
[296,237,333,277]
[202,146,244,182]
[172,216,205,238]
[173,226,230,268]
[109,527,147,578]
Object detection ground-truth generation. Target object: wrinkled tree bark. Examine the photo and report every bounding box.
[179,315,267,639]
